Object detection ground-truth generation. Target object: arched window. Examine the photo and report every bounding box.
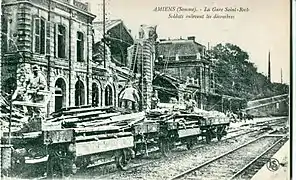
[92,83,99,106]
[105,85,113,106]
[55,78,66,111]
[75,80,85,106]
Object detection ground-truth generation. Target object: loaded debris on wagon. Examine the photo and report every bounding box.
[1,92,230,178]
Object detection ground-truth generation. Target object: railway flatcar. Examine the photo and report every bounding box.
[1,102,230,178]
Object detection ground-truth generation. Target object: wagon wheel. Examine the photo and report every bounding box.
[63,158,77,175]
[217,134,222,141]
[47,155,65,178]
[186,139,194,150]
[116,149,132,171]
[216,127,222,141]
[205,130,212,144]
[77,156,90,171]
[159,138,170,157]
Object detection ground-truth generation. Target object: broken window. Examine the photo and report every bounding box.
[77,31,84,62]
[57,25,66,58]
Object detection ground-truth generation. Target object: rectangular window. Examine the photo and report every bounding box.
[40,19,46,54]
[34,18,47,55]
[58,25,66,58]
[34,18,40,53]
[77,31,84,62]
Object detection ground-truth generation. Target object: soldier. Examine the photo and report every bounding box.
[119,82,140,112]
[151,90,159,109]
[26,65,47,115]
[27,65,46,92]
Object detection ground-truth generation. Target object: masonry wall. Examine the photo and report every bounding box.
[1,0,94,115]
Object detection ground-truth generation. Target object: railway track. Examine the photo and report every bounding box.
[229,136,287,180]
[169,135,287,180]
[25,117,289,180]
[92,124,286,180]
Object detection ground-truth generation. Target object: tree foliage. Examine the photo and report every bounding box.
[207,43,288,100]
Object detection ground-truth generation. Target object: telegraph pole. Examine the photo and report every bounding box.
[103,0,106,68]
[268,50,271,82]
[281,68,283,84]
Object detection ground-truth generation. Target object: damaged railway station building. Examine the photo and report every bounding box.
[154,37,228,111]
[0,0,158,115]
[1,0,97,114]
[0,0,239,115]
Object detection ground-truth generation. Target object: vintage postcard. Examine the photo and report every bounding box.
[0,0,290,179]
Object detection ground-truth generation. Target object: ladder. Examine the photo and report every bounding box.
[130,43,139,75]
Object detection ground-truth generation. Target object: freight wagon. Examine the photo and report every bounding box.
[1,104,230,178]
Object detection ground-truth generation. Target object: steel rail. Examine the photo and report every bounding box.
[228,136,287,180]
[33,117,287,179]
[169,135,282,180]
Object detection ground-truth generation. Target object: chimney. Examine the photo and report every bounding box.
[128,29,131,33]
[187,36,195,41]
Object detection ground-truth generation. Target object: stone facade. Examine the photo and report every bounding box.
[155,37,216,110]
[1,0,95,115]
[92,20,134,109]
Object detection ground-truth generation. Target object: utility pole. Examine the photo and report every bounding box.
[281,68,283,84]
[103,0,106,68]
[268,50,271,82]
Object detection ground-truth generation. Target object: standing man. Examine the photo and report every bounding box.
[26,65,47,115]
[151,90,159,109]
[119,82,140,112]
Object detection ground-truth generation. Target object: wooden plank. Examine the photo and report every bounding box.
[175,114,203,118]
[75,111,111,118]
[48,115,79,122]
[12,101,45,108]
[22,131,42,139]
[126,115,146,126]
[51,105,113,117]
[110,112,145,122]
[26,90,50,95]
[76,136,134,156]
[89,113,143,127]
[63,106,113,115]
[61,112,121,124]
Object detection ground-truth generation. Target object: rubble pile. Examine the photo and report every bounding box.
[0,95,27,132]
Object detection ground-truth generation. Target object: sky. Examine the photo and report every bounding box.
[86,0,290,84]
